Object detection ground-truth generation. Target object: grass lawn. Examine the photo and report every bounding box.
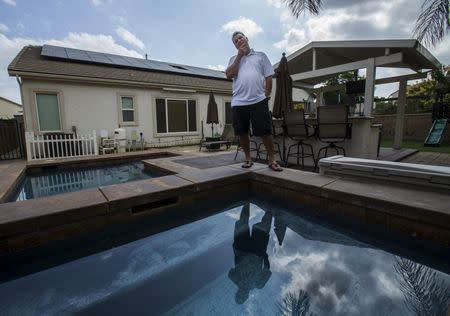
[381,139,450,154]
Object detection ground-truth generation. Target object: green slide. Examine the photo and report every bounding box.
[424,119,448,147]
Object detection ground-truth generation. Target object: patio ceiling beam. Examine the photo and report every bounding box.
[374,72,428,85]
[312,72,429,93]
[293,82,315,89]
[291,52,403,82]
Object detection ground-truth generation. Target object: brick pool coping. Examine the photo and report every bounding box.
[0,153,449,255]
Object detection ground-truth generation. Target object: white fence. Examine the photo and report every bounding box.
[25,130,98,161]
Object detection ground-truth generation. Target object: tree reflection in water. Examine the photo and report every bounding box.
[277,289,314,316]
[394,257,450,316]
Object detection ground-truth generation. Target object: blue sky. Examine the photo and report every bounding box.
[1,0,449,103]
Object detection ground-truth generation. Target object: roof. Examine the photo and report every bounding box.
[274,39,442,84]
[8,46,232,93]
[0,96,22,107]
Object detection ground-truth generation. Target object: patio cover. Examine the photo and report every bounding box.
[275,39,441,85]
[276,39,443,149]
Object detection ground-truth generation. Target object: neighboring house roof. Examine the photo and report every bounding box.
[0,96,22,107]
[0,95,23,119]
[388,90,399,99]
[8,45,232,93]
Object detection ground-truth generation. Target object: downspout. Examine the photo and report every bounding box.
[15,75,24,112]
[16,75,28,159]
[16,75,26,128]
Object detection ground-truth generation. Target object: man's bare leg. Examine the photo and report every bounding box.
[240,133,251,161]
[262,134,275,163]
[263,135,283,171]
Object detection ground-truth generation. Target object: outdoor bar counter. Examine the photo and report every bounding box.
[251,115,381,167]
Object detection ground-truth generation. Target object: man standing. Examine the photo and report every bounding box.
[226,31,282,171]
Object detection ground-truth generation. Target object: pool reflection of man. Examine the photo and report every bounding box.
[228,203,272,304]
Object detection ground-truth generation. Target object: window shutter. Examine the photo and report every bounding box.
[188,100,196,132]
[156,98,166,133]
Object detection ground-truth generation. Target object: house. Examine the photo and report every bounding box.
[8,45,232,151]
[0,96,22,119]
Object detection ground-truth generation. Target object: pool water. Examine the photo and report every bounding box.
[0,201,449,315]
[12,161,164,201]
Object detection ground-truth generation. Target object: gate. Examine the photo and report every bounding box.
[0,118,25,160]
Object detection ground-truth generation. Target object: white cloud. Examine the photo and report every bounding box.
[221,17,263,39]
[430,35,450,65]
[116,26,145,50]
[207,64,226,71]
[273,28,307,54]
[270,0,411,55]
[0,32,142,103]
[266,0,283,9]
[91,0,102,6]
[0,23,9,33]
[2,0,16,5]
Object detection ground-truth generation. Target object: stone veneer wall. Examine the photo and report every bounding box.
[373,113,449,142]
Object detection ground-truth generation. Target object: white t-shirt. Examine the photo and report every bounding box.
[228,49,274,106]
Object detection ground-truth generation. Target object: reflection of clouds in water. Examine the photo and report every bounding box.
[0,208,238,315]
[269,226,407,316]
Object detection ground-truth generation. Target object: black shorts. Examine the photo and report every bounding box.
[232,98,272,137]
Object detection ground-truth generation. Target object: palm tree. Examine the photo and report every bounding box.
[283,0,322,17]
[277,289,314,316]
[283,0,450,47]
[394,256,450,316]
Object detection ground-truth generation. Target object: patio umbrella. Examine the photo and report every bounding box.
[272,52,293,119]
[272,52,293,162]
[207,90,219,137]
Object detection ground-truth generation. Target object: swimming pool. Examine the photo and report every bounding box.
[11,161,166,201]
[1,199,448,315]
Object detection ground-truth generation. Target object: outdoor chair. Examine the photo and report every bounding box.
[199,124,233,151]
[315,105,352,167]
[284,109,315,168]
[257,117,284,163]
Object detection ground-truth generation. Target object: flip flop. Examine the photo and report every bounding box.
[268,162,283,172]
[241,160,254,168]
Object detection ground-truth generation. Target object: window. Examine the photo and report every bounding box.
[155,98,197,134]
[35,93,61,132]
[118,95,137,125]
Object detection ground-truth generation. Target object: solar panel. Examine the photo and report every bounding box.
[41,45,68,59]
[67,49,92,62]
[86,52,114,65]
[40,44,228,79]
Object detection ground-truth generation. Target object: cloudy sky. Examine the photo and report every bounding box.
[1,0,449,103]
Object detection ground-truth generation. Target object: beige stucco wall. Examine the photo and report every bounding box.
[21,79,232,146]
[0,98,22,119]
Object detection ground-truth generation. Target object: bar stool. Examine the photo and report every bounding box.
[284,109,315,168]
[315,105,352,167]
